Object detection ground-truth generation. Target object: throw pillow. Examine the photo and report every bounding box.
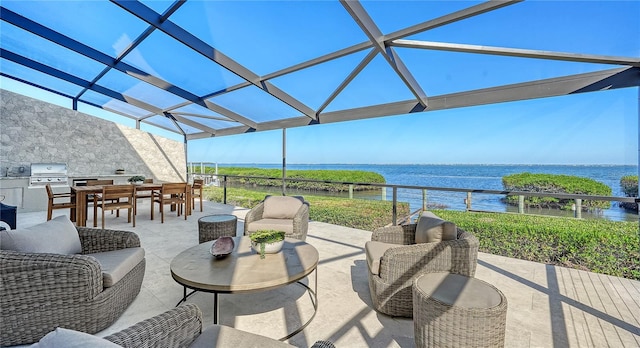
[415,213,457,243]
[262,196,303,219]
[0,215,81,254]
[30,327,120,348]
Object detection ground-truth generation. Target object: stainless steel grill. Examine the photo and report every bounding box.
[29,163,68,187]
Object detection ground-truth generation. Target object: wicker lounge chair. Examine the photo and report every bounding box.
[244,195,310,241]
[366,215,479,317]
[0,224,145,346]
[103,303,335,348]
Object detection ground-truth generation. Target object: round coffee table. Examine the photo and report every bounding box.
[198,214,237,243]
[170,236,319,340]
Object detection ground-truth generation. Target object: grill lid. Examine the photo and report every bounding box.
[30,163,68,176]
[30,163,68,186]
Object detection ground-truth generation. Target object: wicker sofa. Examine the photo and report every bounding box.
[101,304,335,348]
[244,195,310,241]
[365,213,479,317]
[0,218,145,346]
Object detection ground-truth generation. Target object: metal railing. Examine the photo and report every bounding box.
[189,173,638,225]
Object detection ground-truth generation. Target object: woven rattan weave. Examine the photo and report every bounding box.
[367,223,479,317]
[198,214,237,243]
[105,303,335,348]
[413,272,508,348]
[0,227,145,346]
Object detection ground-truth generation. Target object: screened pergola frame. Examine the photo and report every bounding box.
[1,0,639,142]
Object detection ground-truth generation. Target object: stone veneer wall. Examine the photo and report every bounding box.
[0,89,186,181]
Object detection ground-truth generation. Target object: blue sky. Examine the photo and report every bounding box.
[2,1,639,165]
[189,88,638,165]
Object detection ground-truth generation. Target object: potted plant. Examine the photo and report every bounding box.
[115,168,125,175]
[249,230,285,259]
[127,175,146,185]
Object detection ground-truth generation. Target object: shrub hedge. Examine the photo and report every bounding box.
[208,167,385,192]
[502,172,611,210]
[433,210,639,280]
[620,175,638,211]
[620,175,638,196]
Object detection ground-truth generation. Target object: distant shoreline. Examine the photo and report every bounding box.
[200,163,638,222]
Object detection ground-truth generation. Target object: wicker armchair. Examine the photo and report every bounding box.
[105,303,335,348]
[366,223,479,317]
[244,195,310,241]
[0,227,145,346]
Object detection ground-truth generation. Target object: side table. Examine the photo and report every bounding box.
[413,272,507,348]
[198,214,237,243]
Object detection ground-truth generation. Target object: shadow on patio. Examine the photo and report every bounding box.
[14,200,640,348]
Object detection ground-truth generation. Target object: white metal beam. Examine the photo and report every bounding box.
[317,49,378,116]
[176,1,521,118]
[187,67,639,138]
[111,0,317,121]
[391,40,640,67]
[340,0,428,108]
[383,0,523,41]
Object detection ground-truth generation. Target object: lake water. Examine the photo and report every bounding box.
[215,163,639,222]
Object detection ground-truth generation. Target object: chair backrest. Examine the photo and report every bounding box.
[87,179,114,186]
[45,184,54,199]
[143,178,153,183]
[193,179,203,189]
[262,195,305,219]
[102,184,135,201]
[161,183,188,196]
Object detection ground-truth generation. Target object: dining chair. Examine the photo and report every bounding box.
[151,183,188,223]
[135,178,154,200]
[45,184,76,221]
[95,185,136,229]
[191,179,204,212]
[134,178,156,214]
[86,179,116,227]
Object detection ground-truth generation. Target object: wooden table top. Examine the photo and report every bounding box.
[71,183,163,192]
[170,236,319,293]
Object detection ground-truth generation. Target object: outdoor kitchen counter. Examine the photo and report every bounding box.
[70,174,148,185]
[0,175,147,214]
[0,177,41,213]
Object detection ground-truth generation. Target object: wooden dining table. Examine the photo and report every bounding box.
[71,183,191,227]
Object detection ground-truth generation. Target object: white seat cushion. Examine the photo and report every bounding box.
[262,196,303,219]
[365,241,397,275]
[415,212,457,243]
[30,327,120,347]
[0,216,81,254]
[88,247,145,287]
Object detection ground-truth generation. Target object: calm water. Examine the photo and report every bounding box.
[216,164,639,222]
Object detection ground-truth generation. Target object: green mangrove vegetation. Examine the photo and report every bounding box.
[620,175,638,211]
[210,167,385,192]
[502,172,612,211]
[434,210,639,280]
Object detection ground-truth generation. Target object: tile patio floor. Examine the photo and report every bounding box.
[14,200,640,347]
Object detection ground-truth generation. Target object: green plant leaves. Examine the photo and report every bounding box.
[502,172,612,210]
[435,210,639,280]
